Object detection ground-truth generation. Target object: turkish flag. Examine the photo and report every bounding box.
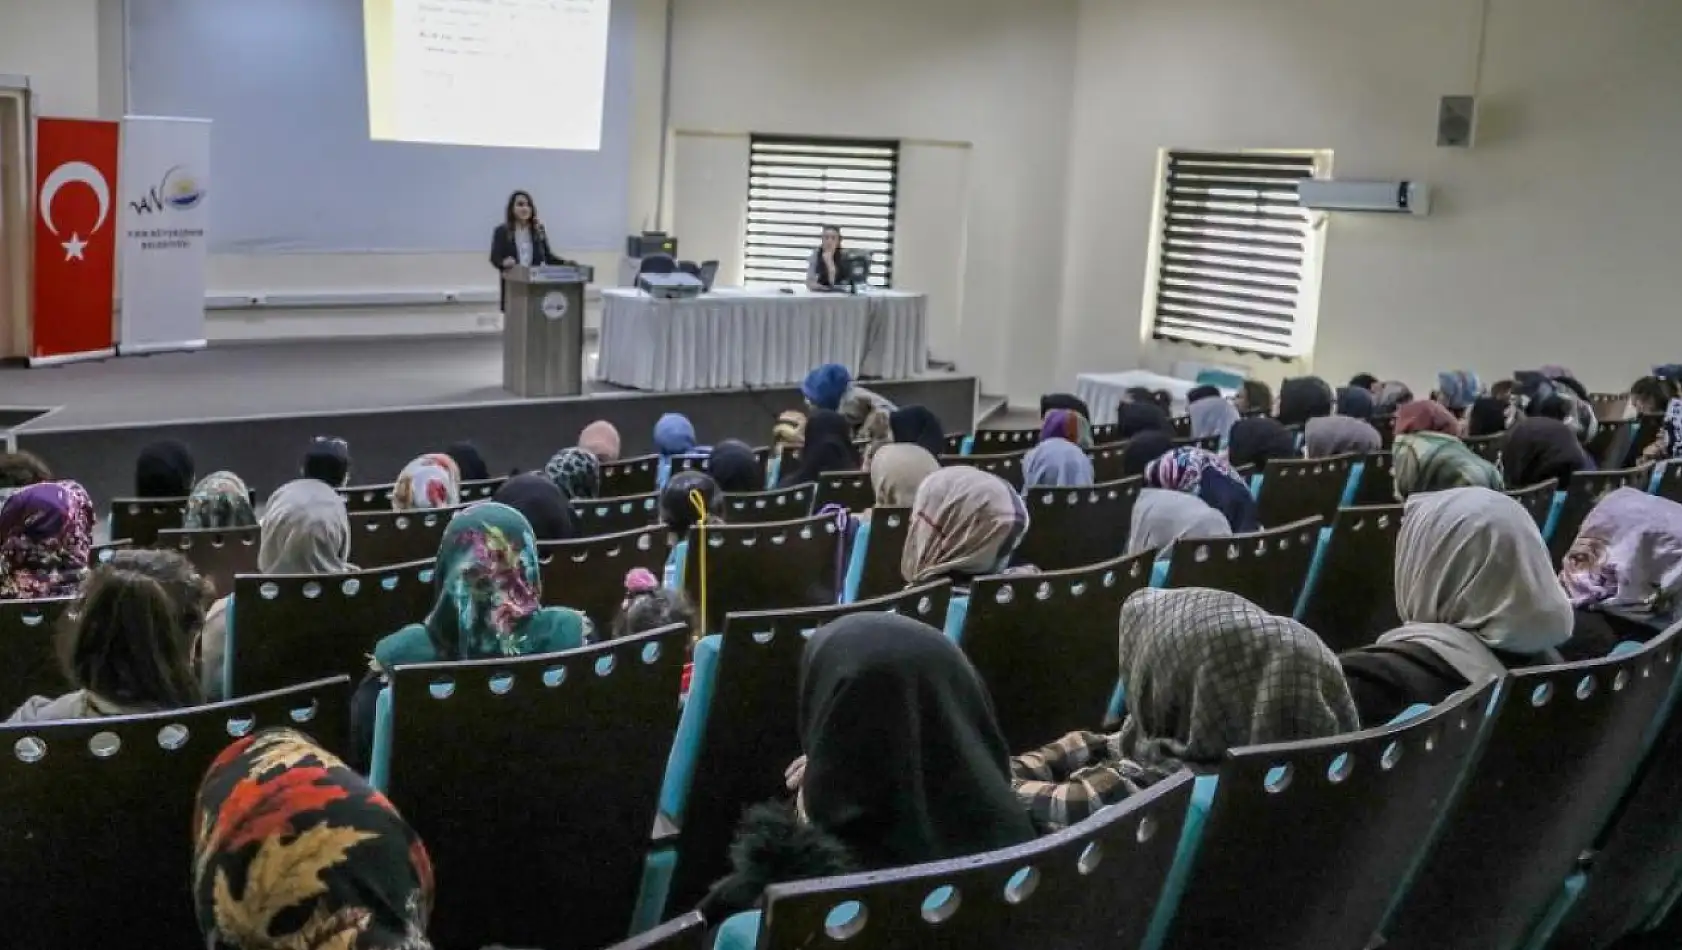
[31,118,120,361]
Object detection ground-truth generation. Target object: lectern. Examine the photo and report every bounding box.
[502,264,593,397]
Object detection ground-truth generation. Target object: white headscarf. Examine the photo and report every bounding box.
[258,479,354,575]
[1127,489,1231,556]
[1378,487,1572,681]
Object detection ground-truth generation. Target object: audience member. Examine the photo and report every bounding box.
[1276,376,1334,427]
[1514,371,1599,443]
[1630,375,1680,416]
[1187,386,1239,443]
[493,474,577,542]
[1503,416,1591,489]
[1235,379,1273,416]
[655,413,702,456]
[1375,380,1414,413]
[1022,433,1094,488]
[0,450,52,503]
[135,440,195,498]
[545,446,602,501]
[9,550,208,722]
[1466,396,1510,438]
[1123,386,1173,414]
[779,410,860,487]
[869,444,939,507]
[801,362,894,432]
[1559,489,1682,660]
[183,471,258,530]
[1340,487,1572,724]
[1226,417,1298,472]
[392,453,461,510]
[1304,414,1382,458]
[1041,407,1093,449]
[579,420,623,462]
[1392,431,1503,499]
[1336,386,1375,420]
[702,612,1034,922]
[301,436,351,487]
[1011,587,1357,831]
[444,441,490,481]
[661,471,725,541]
[1117,401,1175,439]
[1121,431,1174,478]
[0,480,95,600]
[902,468,1028,586]
[707,440,764,494]
[1144,446,1259,533]
[1435,370,1482,417]
[1394,400,1460,437]
[1349,373,1379,393]
[1126,489,1231,556]
[193,729,434,950]
[613,567,699,692]
[1039,392,1091,422]
[771,411,806,453]
[886,405,947,459]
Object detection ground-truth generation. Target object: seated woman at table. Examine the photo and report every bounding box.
[806,225,847,292]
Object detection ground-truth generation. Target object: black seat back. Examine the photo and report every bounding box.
[1372,414,1396,448]
[1173,434,1219,452]
[107,497,186,548]
[813,469,875,513]
[972,428,1040,454]
[939,451,1026,490]
[1353,451,1396,505]
[1087,443,1129,482]
[1385,627,1682,950]
[1587,419,1640,470]
[961,552,1156,750]
[228,559,435,697]
[574,491,661,538]
[1298,504,1403,653]
[1504,479,1559,533]
[856,506,913,602]
[1090,422,1121,445]
[1658,461,1682,506]
[1548,465,1652,566]
[1172,415,1193,437]
[757,771,1195,950]
[459,476,506,502]
[673,447,772,482]
[386,628,686,950]
[942,433,970,455]
[1255,454,1359,527]
[91,540,131,564]
[602,454,661,497]
[663,585,954,915]
[157,524,262,597]
[1165,517,1323,617]
[1162,681,1497,950]
[605,912,707,950]
[1464,432,1504,464]
[339,482,397,513]
[1014,478,1142,571]
[0,596,73,714]
[682,512,842,633]
[1589,392,1631,421]
[0,677,351,950]
[722,483,816,524]
[348,506,459,568]
[537,526,671,631]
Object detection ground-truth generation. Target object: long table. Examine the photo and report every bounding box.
[597,287,927,392]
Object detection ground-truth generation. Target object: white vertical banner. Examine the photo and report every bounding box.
[118,115,211,355]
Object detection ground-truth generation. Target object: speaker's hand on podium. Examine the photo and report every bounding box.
[501,257,516,269]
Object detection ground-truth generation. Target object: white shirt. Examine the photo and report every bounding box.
[515,226,534,266]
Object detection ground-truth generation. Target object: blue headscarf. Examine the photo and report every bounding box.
[654,413,698,456]
[1023,439,1095,488]
[1336,387,1375,420]
[802,363,853,411]
[1436,370,1482,411]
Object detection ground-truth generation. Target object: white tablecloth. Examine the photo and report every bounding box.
[597,288,927,392]
[1076,371,1199,424]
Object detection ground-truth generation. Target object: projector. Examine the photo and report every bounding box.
[638,272,705,300]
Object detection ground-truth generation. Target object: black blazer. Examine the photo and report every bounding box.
[491,223,567,309]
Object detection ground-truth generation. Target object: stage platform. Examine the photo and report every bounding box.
[2,337,978,511]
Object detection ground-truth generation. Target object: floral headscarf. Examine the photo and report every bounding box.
[391,455,460,511]
[184,471,258,530]
[1561,488,1682,630]
[1145,447,1259,533]
[0,480,95,600]
[193,729,434,950]
[544,447,601,501]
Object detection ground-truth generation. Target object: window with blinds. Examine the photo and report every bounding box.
[1147,150,1325,358]
[743,135,899,289]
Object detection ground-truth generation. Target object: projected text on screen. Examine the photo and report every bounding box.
[366,0,612,151]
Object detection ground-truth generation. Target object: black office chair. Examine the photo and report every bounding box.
[676,260,702,278]
[637,254,678,278]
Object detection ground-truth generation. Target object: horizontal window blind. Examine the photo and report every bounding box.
[1149,151,1319,357]
[743,135,898,289]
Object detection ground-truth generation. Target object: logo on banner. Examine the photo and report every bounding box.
[38,161,111,262]
[542,291,569,321]
[128,164,205,215]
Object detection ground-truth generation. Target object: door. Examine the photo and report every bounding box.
[0,79,32,360]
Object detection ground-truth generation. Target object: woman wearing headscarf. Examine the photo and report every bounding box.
[869,444,939,507]
[1022,437,1095,489]
[1126,490,1231,556]
[183,471,258,530]
[198,479,356,700]
[1226,417,1299,471]
[1121,432,1175,479]
[1558,489,1682,661]
[301,436,351,488]
[1011,587,1357,830]
[578,420,622,462]
[1145,447,1260,533]
[1304,415,1382,459]
[1349,373,1379,393]
[1503,416,1591,489]
[544,446,602,501]
[1187,387,1240,444]
[0,480,95,600]
[1466,396,1510,438]
[494,474,577,542]
[903,467,1030,588]
[1040,407,1092,450]
[1374,381,1414,414]
[193,729,435,950]
[708,440,764,494]
[1340,488,1572,725]
[1117,401,1175,439]
[772,411,806,452]
[1337,386,1376,419]
[801,362,894,432]
[1039,392,1091,422]
[654,413,701,457]
[1276,376,1334,427]
[391,454,461,511]
[887,405,947,458]
[1394,400,1461,437]
[702,612,1036,922]
[1435,370,1482,417]
[444,442,490,482]
[1513,371,1600,445]
[1391,432,1503,499]
[779,410,861,487]
[135,440,195,498]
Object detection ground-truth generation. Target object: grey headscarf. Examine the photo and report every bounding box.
[1188,395,1240,444]
[1022,438,1095,488]
[1304,416,1383,458]
[1375,381,1414,413]
[258,479,354,575]
[1127,489,1231,556]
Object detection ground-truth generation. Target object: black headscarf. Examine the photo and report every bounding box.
[1038,393,1091,422]
[444,442,490,482]
[1122,432,1174,478]
[1467,397,1509,438]
[800,612,1035,870]
[1349,373,1379,392]
[1503,417,1590,489]
[135,441,195,498]
[1276,377,1334,427]
[708,440,763,494]
[889,406,947,458]
[1227,417,1299,471]
[1118,402,1175,439]
[1186,385,1221,405]
[493,473,576,541]
[301,437,351,487]
[1336,387,1375,420]
[782,410,861,487]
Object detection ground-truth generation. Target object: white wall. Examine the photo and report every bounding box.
[1058,0,1682,396]
[0,0,103,118]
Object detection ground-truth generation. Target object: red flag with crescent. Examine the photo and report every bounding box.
[31,117,120,361]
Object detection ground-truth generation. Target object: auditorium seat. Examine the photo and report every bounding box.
[1090,422,1121,445]
[1162,517,1323,618]
[611,912,706,950]
[943,433,971,456]
[603,455,662,497]
[1172,434,1219,453]
[1013,478,1142,572]
[106,497,187,548]
[575,491,663,538]
[1254,454,1359,528]
[1464,432,1505,464]
[1154,680,1497,950]
[225,559,434,698]
[537,526,672,631]
[1381,624,1682,950]
[0,596,73,715]
[1589,392,1632,421]
[340,481,397,513]
[743,770,1193,950]
[654,584,952,919]
[722,484,817,525]
[812,469,874,514]
[1547,465,1653,565]
[842,506,913,603]
[672,447,772,481]
[157,524,261,597]
[348,506,460,568]
[939,450,1026,490]
[1504,479,1559,534]
[1588,419,1641,469]
[1353,451,1397,505]
[90,539,130,563]
[1295,504,1403,654]
[1172,415,1193,438]
[959,551,1155,750]
[459,476,507,502]
[374,627,687,950]
[970,428,1039,454]
[1372,414,1397,449]
[1087,443,1129,483]
[0,676,350,950]
[681,512,843,634]
[1656,462,1682,506]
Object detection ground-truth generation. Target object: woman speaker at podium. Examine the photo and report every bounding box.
[491,190,568,309]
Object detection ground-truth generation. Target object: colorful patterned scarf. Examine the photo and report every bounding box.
[544,447,602,501]
[1145,447,1259,532]
[184,471,258,530]
[0,480,94,600]
[1039,408,1094,449]
[392,455,460,511]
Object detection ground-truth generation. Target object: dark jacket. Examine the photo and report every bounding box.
[1339,642,1469,727]
[490,223,567,309]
